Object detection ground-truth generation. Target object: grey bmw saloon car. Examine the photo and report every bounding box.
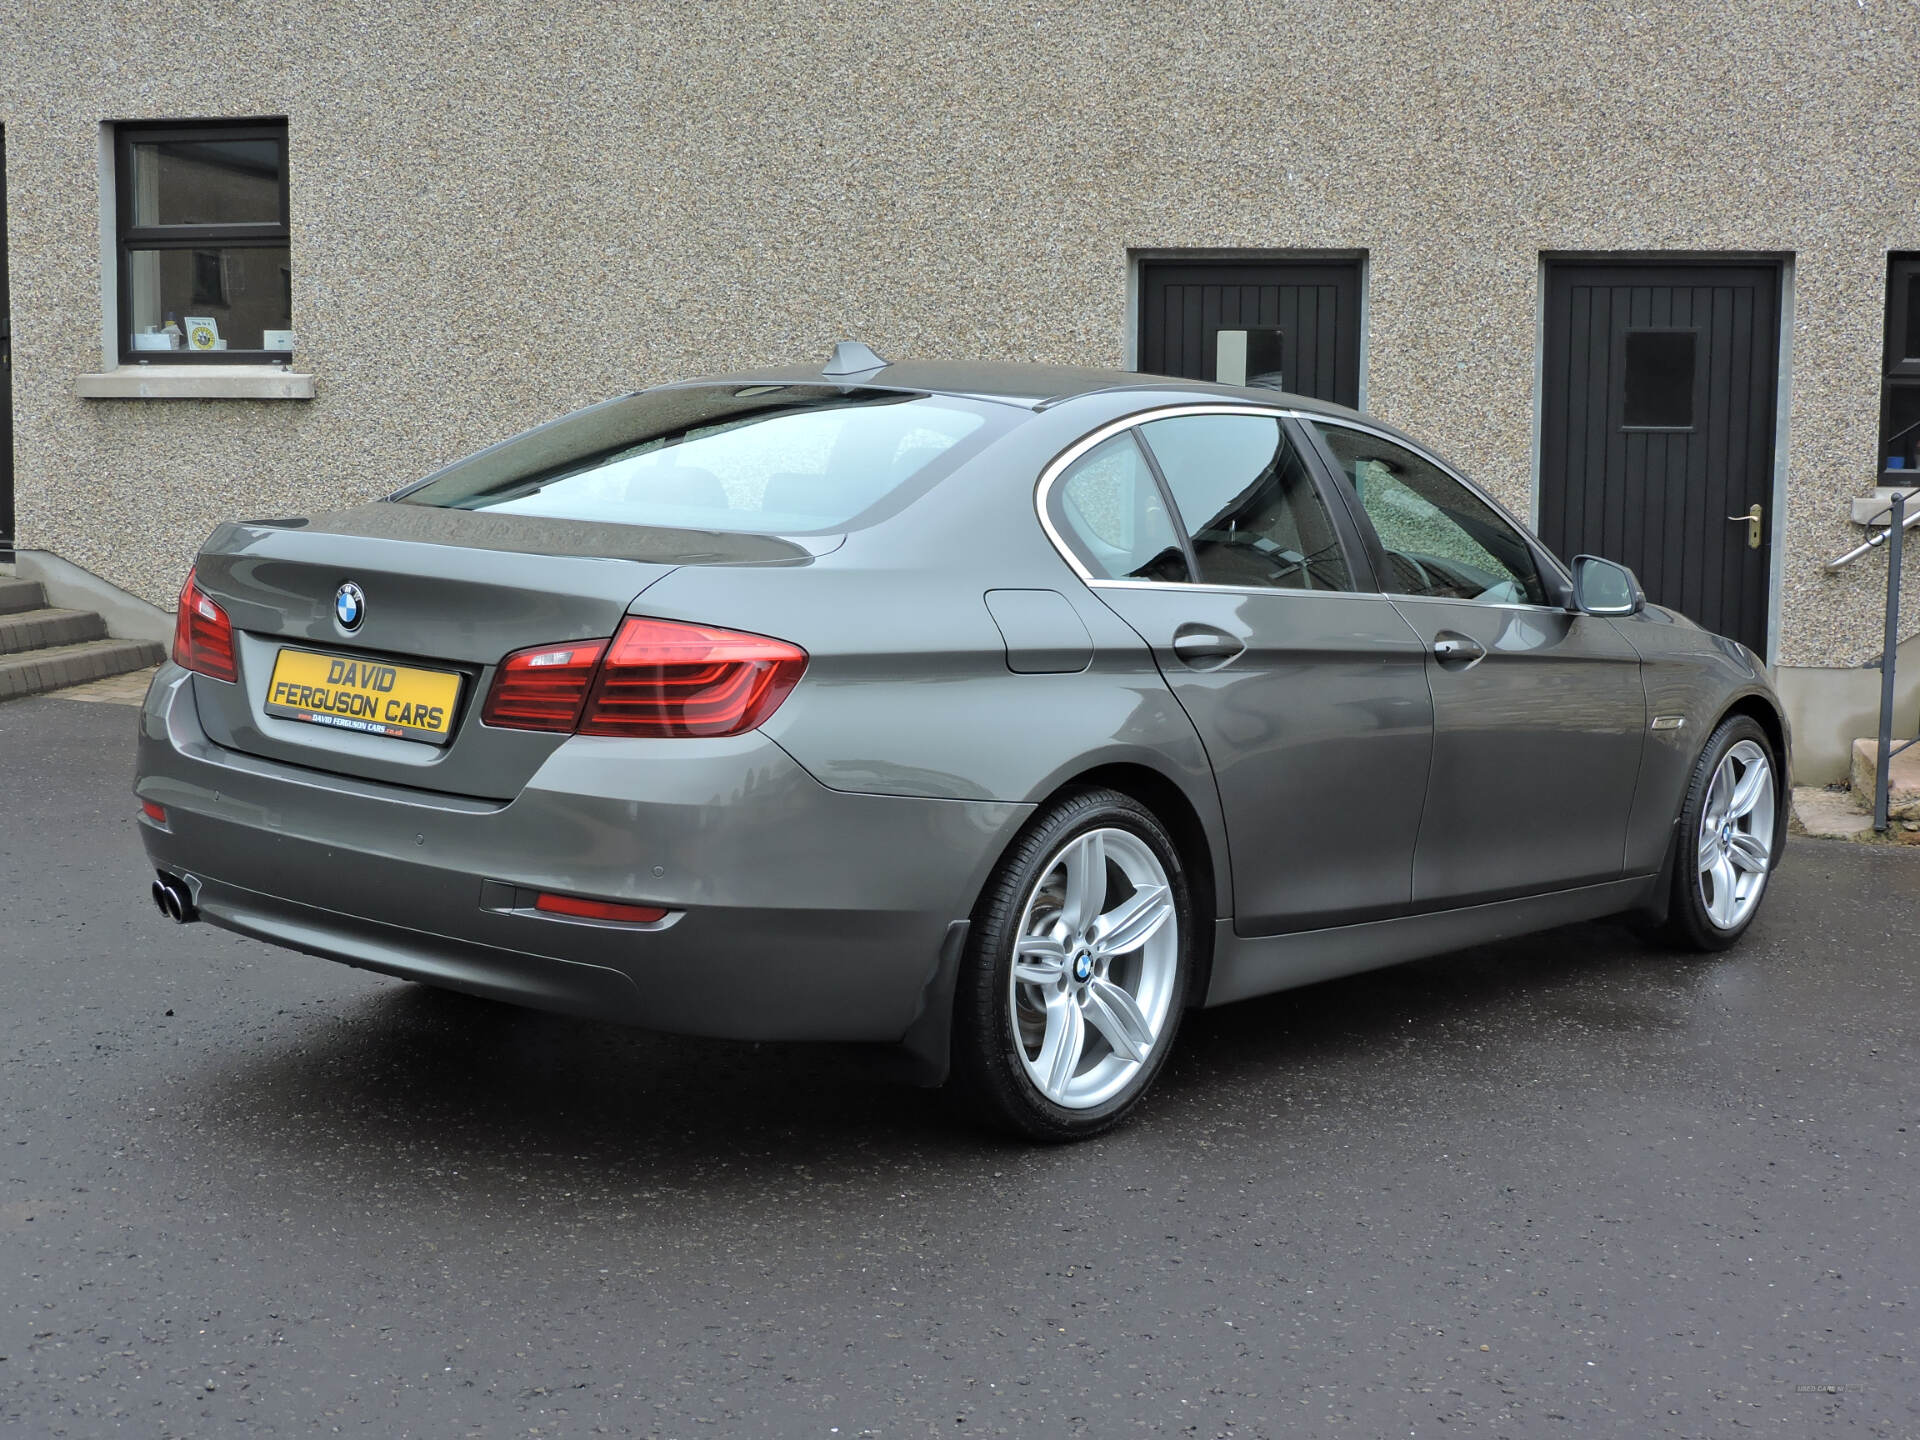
[136,347,1787,1139]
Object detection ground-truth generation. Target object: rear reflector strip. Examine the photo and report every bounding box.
[140,800,168,824]
[532,892,669,924]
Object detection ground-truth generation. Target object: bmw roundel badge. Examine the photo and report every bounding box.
[334,582,366,632]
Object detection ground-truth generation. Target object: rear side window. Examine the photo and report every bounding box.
[1046,433,1190,582]
[398,385,1003,534]
[1137,414,1353,592]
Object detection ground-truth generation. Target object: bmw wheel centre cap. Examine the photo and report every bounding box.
[334,582,366,632]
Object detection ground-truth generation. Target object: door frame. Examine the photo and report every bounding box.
[0,122,12,561]
[1125,249,1371,410]
[1531,251,1794,665]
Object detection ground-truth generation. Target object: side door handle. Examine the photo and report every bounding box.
[1727,503,1762,550]
[1431,632,1487,668]
[1171,625,1244,670]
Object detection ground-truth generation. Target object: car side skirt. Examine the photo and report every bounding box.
[1203,875,1661,1007]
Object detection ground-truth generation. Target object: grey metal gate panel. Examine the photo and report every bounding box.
[1539,260,1781,653]
[1138,259,1363,408]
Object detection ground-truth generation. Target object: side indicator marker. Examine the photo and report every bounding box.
[1651,715,1687,731]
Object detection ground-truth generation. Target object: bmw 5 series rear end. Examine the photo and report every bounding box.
[136,371,1060,1071]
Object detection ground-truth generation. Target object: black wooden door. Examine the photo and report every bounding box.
[1138,259,1363,407]
[1539,260,1781,652]
[0,125,12,560]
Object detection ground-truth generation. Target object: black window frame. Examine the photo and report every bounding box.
[1880,255,1920,472]
[113,117,289,367]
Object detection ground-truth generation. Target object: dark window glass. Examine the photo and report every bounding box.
[1047,433,1189,582]
[126,246,290,351]
[130,139,281,226]
[1216,327,1286,389]
[1138,414,1351,591]
[1622,330,1697,429]
[1881,380,1920,470]
[402,386,1007,536]
[1313,423,1546,605]
[116,121,289,363]
[1904,271,1920,363]
[1883,258,1920,466]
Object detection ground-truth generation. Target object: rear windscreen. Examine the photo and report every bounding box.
[395,384,1007,534]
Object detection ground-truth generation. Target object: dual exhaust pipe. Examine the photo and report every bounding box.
[151,873,199,925]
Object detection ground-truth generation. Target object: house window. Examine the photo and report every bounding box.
[1621,329,1697,430]
[115,119,290,364]
[1880,255,1920,472]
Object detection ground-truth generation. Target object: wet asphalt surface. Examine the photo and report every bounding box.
[1,694,1917,1439]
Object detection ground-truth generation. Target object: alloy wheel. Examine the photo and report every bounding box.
[1008,827,1180,1109]
[1695,738,1775,931]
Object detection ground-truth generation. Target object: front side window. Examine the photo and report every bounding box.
[116,120,290,363]
[402,385,1004,534]
[1046,433,1189,582]
[1311,423,1546,605]
[1138,414,1352,591]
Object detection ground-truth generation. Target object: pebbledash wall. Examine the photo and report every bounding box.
[3,0,1919,779]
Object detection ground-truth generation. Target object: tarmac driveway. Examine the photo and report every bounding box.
[2,692,1916,1438]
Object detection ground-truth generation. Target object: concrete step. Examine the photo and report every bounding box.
[0,638,168,702]
[0,578,48,615]
[0,606,108,655]
[1848,737,1920,819]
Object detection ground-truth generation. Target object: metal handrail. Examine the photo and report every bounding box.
[1831,413,1920,569]
[1827,501,1920,571]
[1826,488,1913,830]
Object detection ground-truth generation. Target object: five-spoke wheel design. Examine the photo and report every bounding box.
[1008,826,1180,1110]
[950,788,1192,1139]
[1695,737,1775,931]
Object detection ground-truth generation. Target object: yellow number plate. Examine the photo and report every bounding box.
[264,648,463,746]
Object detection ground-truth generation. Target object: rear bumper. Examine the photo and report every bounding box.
[135,666,1028,1043]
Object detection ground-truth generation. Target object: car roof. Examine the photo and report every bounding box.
[703,358,1367,420]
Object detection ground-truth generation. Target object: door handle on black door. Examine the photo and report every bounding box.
[1171,625,1244,669]
[1431,632,1487,668]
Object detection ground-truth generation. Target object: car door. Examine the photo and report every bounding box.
[1302,418,1646,906]
[1042,408,1434,934]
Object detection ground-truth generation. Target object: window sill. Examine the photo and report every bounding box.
[77,365,315,401]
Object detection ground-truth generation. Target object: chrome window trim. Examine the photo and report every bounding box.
[1034,402,1343,595]
[1087,577,1396,602]
[1303,414,1578,616]
[1034,403,1577,614]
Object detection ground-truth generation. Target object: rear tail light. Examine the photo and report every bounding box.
[581,617,807,738]
[481,617,806,739]
[480,639,609,732]
[172,566,237,683]
[533,892,669,924]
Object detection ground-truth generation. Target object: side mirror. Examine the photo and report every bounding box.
[1571,555,1645,616]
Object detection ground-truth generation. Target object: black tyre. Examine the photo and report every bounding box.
[948,788,1193,1141]
[1660,714,1781,952]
